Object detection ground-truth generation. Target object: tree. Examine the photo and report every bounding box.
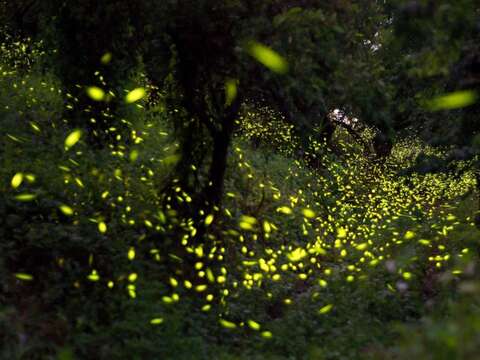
[141,0,388,215]
[4,0,150,144]
[370,0,480,221]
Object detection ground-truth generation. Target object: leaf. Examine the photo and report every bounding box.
[246,41,288,74]
[65,130,82,150]
[86,86,105,101]
[125,88,146,103]
[162,154,180,166]
[57,348,74,360]
[426,90,477,111]
[273,7,302,27]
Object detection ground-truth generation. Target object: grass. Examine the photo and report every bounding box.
[1,35,480,360]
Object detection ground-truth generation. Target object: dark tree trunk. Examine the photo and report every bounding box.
[373,132,393,159]
[205,134,230,208]
[190,97,240,245]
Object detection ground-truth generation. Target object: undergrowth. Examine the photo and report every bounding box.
[1,35,480,360]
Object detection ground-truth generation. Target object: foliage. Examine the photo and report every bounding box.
[1,1,480,360]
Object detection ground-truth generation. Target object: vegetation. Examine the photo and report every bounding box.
[1,1,480,359]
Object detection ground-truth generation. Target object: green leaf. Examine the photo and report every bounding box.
[57,348,74,360]
[246,42,288,74]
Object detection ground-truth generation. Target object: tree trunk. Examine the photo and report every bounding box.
[191,98,240,245]
[204,134,230,208]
